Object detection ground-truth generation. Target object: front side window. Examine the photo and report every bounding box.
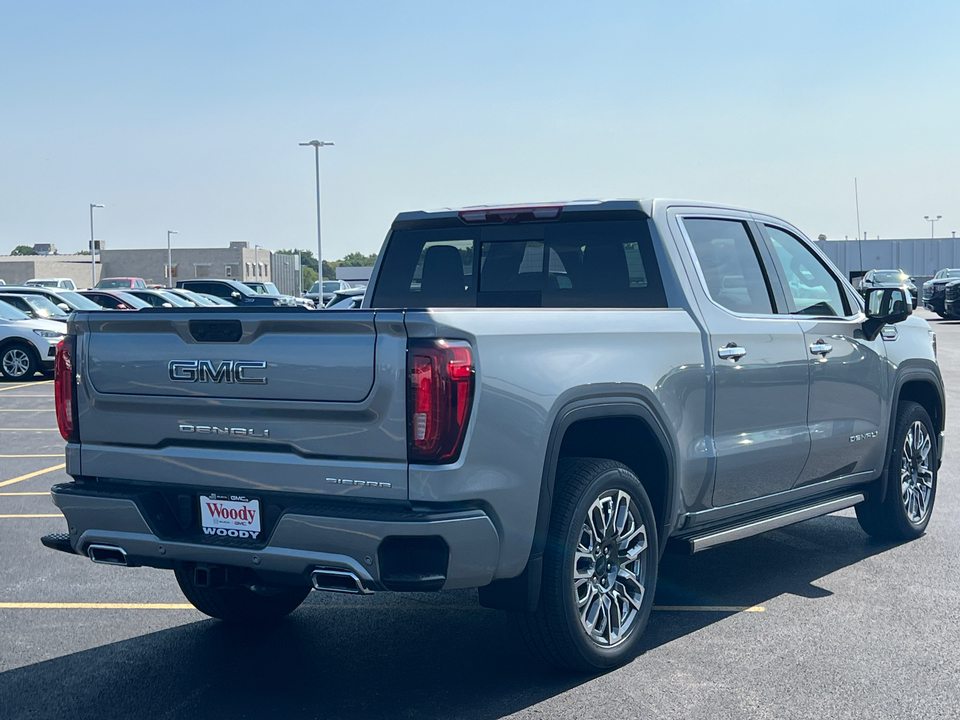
[682,217,774,314]
[764,225,849,317]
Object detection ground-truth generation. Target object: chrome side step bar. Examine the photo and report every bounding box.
[676,493,866,554]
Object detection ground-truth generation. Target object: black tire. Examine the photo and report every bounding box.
[856,401,937,541]
[516,458,658,672]
[175,568,311,624]
[0,343,39,381]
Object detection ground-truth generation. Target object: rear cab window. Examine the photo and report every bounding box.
[372,211,667,309]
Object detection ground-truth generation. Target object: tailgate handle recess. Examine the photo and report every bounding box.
[189,319,243,343]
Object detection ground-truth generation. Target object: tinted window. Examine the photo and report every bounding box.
[185,282,226,297]
[682,218,774,314]
[55,291,101,310]
[764,225,849,317]
[87,293,121,308]
[373,217,666,309]
[0,300,30,320]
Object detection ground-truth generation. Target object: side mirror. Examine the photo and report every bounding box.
[863,287,911,341]
[58,303,70,311]
[231,291,241,298]
[162,302,173,308]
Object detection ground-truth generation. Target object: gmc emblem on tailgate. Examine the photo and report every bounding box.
[168,360,268,384]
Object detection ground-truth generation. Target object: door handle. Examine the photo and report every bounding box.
[718,343,747,361]
[809,340,833,356]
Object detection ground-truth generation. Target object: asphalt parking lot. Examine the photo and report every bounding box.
[1,311,958,720]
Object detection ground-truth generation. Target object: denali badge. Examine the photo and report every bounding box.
[168,360,267,384]
[180,424,270,438]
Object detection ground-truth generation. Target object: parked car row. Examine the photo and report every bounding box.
[921,268,960,318]
[1,274,367,379]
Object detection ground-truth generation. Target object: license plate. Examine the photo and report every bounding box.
[199,494,262,541]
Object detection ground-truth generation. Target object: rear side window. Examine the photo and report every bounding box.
[372,217,666,308]
[682,217,774,315]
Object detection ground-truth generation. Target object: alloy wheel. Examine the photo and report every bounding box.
[573,489,648,647]
[2,348,30,378]
[901,420,934,525]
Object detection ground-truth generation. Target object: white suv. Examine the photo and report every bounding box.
[0,301,65,379]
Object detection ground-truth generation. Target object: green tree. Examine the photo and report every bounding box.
[322,260,336,280]
[10,245,36,256]
[337,251,378,267]
[302,265,318,292]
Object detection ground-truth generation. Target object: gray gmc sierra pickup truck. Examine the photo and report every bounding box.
[44,199,944,671]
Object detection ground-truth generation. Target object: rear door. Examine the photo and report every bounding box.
[75,309,409,500]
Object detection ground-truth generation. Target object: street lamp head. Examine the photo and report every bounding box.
[168,230,178,235]
[299,140,335,148]
[91,203,104,209]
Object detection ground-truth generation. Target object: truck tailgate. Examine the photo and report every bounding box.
[73,309,409,501]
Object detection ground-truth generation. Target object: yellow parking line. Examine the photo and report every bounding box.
[0,381,53,392]
[0,463,66,488]
[0,514,62,518]
[653,605,765,613]
[0,602,195,610]
[0,492,49,496]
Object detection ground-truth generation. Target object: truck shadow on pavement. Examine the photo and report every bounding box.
[0,514,898,720]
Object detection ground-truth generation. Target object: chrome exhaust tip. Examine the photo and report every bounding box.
[310,567,372,595]
[87,544,129,566]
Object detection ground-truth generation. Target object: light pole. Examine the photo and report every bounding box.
[924,214,942,239]
[299,140,334,285]
[89,204,104,287]
[166,231,178,288]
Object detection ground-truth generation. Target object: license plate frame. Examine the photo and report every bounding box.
[199,493,262,541]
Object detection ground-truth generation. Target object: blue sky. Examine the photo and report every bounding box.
[2,1,959,259]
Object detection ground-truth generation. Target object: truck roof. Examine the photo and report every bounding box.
[392,198,763,223]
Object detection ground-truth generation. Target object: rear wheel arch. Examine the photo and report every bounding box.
[479,393,677,612]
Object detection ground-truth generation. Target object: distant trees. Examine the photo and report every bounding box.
[10,245,36,256]
[337,251,378,267]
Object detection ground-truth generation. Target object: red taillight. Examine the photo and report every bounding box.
[408,340,474,463]
[55,336,78,443]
